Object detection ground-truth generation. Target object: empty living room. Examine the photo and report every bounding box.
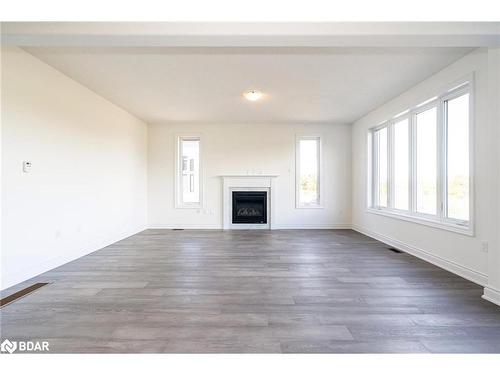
[1,2,500,372]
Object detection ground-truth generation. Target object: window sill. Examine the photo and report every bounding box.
[296,204,324,209]
[175,203,203,209]
[366,207,473,236]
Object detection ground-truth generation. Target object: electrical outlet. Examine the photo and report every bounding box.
[481,241,489,253]
[23,161,32,173]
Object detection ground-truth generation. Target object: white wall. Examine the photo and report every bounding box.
[483,48,500,305]
[1,47,148,290]
[148,123,351,229]
[351,48,496,286]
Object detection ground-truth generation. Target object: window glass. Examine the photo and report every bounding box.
[368,83,471,231]
[299,138,320,205]
[446,93,469,221]
[377,127,388,207]
[180,138,200,204]
[393,119,409,210]
[415,107,437,215]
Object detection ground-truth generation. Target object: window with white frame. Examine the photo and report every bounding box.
[369,80,472,233]
[296,135,322,208]
[176,136,201,207]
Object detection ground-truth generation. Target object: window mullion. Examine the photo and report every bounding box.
[373,131,380,208]
[437,99,446,220]
[388,123,395,209]
[178,139,184,205]
[409,113,417,213]
[317,137,322,205]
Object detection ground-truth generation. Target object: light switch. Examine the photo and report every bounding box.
[23,161,32,173]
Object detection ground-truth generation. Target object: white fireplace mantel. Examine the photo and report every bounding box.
[220,175,278,230]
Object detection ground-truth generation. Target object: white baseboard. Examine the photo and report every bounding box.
[272,223,352,230]
[482,286,500,306]
[352,224,488,287]
[1,225,147,291]
[149,223,352,230]
[148,224,222,230]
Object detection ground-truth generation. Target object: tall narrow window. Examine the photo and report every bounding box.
[296,136,321,207]
[376,127,388,208]
[393,118,409,210]
[445,93,470,221]
[177,136,201,207]
[415,106,437,215]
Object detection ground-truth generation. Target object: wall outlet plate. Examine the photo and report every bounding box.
[23,161,32,173]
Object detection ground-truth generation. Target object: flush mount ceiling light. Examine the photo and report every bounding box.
[243,90,263,102]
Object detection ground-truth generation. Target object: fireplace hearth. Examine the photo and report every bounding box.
[232,191,267,224]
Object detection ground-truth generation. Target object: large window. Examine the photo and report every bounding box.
[296,136,321,208]
[369,80,472,233]
[176,136,201,207]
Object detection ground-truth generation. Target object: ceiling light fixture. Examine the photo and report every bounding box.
[243,90,263,102]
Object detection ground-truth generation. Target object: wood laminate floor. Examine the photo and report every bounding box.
[1,229,500,353]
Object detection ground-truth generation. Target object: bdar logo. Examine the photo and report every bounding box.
[1,339,17,354]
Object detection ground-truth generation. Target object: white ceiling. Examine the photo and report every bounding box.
[24,46,472,124]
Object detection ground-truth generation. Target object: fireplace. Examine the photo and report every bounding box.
[232,191,267,224]
[221,175,277,229]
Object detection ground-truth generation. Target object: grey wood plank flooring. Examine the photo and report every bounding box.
[1,229,500,353]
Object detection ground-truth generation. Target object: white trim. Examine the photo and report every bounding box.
[174,134,203,209]
[217,174,279,178]
[436,99,445,219]
[414,102,439,216]
[148,224,351,230]
[413,97,439,114]
[482,286,500,307]
[392,116,411,211]
[388,121,395,209]
[366,131,373,208]
[371,120,389,132]
[442,83,474,226]
[367,76,474,235]
[352,225,487,287]
[1,226,147,291]
[409,112,417,213]
[366,207,473,236]
[221,175,277,230]
[149,224,221,230]
[295,134,324,209]
[273,223,351,229]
